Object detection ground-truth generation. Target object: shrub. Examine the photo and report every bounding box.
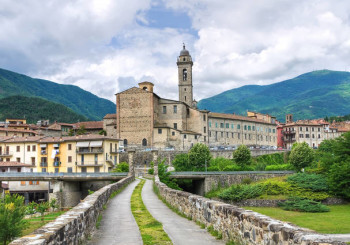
[233,145,251,167]
[113,162,129,172]
[209,157,233,171]
[265,164,294,171]
[158,161,181,190]
[289,142,314,171]
[25,202,37,215]
[242,178,252,185]
[278,197,330,212]
[287,173,328,192]
[261,179,291,195]
[222,164,241,171]
[37,202,50,221]
[328,160,350,199]
[218,184,264,201]
[172,153,190,171]
[207,166,219,171]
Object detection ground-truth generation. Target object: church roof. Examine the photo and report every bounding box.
[180,44,190,56]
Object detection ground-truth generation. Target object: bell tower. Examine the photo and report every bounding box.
[177,44,193,106]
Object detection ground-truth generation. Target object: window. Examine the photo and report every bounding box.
[231,124,234,129]
[266,136,268,141]
[94,154,98,164]
[173,105,177,114]
[232,132,234,138]
[252,126,255,131]
[299,134,304,138]
[305,134,310,138]
[215,122,218,128]
[67,167,73,173]
[21,181,26,186]
[55,168,59,173]
[31,157,35,165]
[185,96,187,101]
[184,134,187,139]
[16,146,20,152]
[27,145,30,151]
[269,128,271,133]
[248,126,251,131]
[68,156,72,163]
[226,132,229,138]
[174,123,177,130]
[318,128,321,132]
[306,127,309,132]
[312,134,315,138]
[244,125,247,130]
[226,123,229,128]
[203,115,206,121]
[204,127,206,133]
[68,144,72,150]
[16,157,20,162]
[318,134,321,138]
[183,68,187,81]
[300,127,303,131]
[237,124,241,130]
[273,129,276,133]
[245,134,247,140]
[32,145,36,151]
[162,106,167,114]
[81,167,86,173]
[158,129,162,134]
[195,135,198,140]
[42,168,46,173]
[209,122,212,128]
[238,133,240,139]
[94,166,100,173]
[209,131,211,137]
[221,132,223,137]
[220,123,224,128]
[312,127,314,132]
[204,136,206,141]
[249,134,251,140]
[172,131,175,136]
[142,138,147,146]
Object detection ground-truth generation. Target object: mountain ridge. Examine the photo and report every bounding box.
[198,70,350,121]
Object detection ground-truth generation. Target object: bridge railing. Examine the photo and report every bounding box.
[170,170,295,176]
[0,172,128,177]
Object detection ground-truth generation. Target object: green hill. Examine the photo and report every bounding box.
[198,70,350,121]
[0,68,116,120]
[0,96,88,123]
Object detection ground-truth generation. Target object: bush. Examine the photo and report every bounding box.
[265,164,294,171]
[289,142,314,171]
[218,184,264,201]
[25,202,37,215]
[158,161,181,190]
[254,153,286,166]
[222,164,241,171]
[287,173,328,192]
[207,166,219,171]
[328,160,350,199]
[209,157,233,171]
[233,145,251,167]
[172,153,190,171]
[113,162,129,172]
[278,197,330,212]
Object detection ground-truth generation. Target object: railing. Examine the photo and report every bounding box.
[76,161,104,167]
[170,170,295,176]
[0,172,128,177]
[0,151,13,156]
[41,150,47,155]
[40,162,48,167]
[53,161,61,167]
[76,148,103,154]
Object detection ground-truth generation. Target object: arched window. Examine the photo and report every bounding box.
[143,86,147,90]
[183,69,187,81]
[142,138,147,146]
[123,139,128,147]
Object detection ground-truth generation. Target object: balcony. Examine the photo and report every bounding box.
[41,150,47,155]
[76,161,104,167]
[76,148,103,154]
[53,161,61,167]
[40,162,48,167]
[282,130,296,135]
[0,151,13,157]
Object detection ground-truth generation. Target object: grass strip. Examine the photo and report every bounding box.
[131,179,172,245]
[22,211,65,236]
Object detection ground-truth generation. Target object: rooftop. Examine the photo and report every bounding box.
[209,112,276,125]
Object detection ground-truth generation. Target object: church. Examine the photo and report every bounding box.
[115,45,277,150]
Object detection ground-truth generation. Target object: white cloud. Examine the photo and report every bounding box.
[1,0,350,103]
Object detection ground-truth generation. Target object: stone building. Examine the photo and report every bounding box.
[115,45,277,150]
[282,115,346,149]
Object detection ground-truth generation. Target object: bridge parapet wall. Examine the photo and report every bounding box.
[10,176,135,245]
[155,177,345,245]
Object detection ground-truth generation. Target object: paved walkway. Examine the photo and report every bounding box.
[141,179,224,245]
[88,179,142,245]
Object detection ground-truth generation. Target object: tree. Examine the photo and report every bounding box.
[0,194,27,245]
[289,142,314,171]
[37,202,50,221]
[49,199,58,212]
[188,143,211,171]
[233,145,251,167]
[172,153,190,171]
[76,125,86,135]
[209,157,233,171]
[333,132,350,161]
[99,129,107,136]
[328,160,350,200]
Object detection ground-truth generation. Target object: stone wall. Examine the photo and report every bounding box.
[119,149,288,165]
[155,177,346,245]
[10,176,134,245]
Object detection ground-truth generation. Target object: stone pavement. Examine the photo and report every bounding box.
[88,179,142,245]
[141,179,224,245]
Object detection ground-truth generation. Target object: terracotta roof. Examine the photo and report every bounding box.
[181,130,201,135]
[0,162,34,167]
[75,121,103,129]
[38,135,121,143]
[2,136,45,143]
[0,128,37,134]
[209,112,275,125]
[103,114,116,119]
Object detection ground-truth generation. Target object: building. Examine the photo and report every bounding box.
[281,115,347,149]
[103,114,117,137]
[115,45,277,150]
[74,121,104,135]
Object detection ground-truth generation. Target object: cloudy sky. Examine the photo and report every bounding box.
[1,0,350,102]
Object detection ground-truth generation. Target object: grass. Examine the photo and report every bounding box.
[96,214,103,229]
[244,204,350,234]
[22,211,65,236]
[131,179,172,245]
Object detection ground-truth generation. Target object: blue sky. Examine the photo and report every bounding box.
[1,0,350,102]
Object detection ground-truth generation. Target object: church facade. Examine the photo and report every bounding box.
[116,45,277,150]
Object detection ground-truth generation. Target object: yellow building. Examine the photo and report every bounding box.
[37,135,121,173]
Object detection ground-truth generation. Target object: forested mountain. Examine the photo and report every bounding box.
[0,68,116,120]
[0,96,88,123]
[198,70,350,121]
